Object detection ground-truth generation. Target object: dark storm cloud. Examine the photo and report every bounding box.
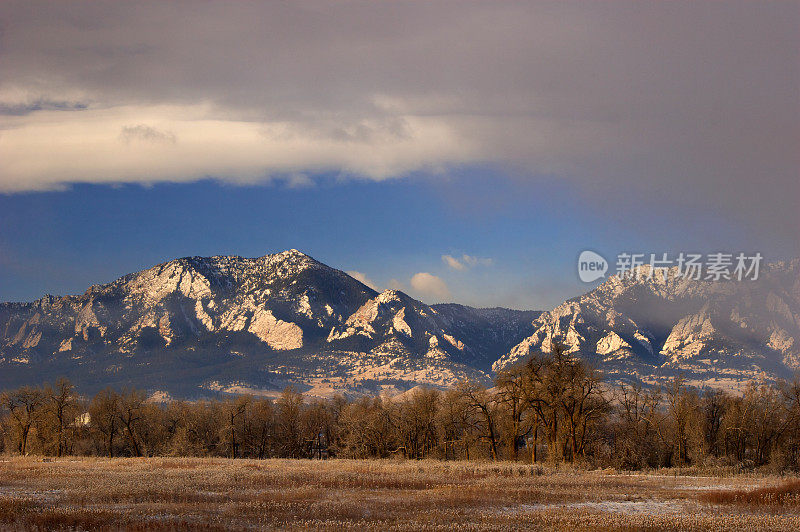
[0,1,797,236]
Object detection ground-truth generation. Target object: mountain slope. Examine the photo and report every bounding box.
[1,250,373,361]
[493,260,800,390]
[0,250,537,397]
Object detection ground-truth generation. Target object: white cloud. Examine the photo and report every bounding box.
[119,124,176,145]
[283,173,314,189]
[410,272,450,300]
[0,104,471,192]
[442,254,493,271]
[346,271,378,291]
[387,278,404,291]
[441,254,466,271]
[462,254,493,267]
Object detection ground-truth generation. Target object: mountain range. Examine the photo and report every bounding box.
[0,250,537,397]
[1,250,797,397]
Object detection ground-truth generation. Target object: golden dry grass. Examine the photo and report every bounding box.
[698,479,800,509]
[0,457,797,531]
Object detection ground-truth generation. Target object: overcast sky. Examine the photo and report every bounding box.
[1,1,798,308]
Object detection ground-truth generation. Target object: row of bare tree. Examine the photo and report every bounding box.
[2,345,799,469]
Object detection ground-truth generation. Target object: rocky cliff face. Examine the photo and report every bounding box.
[493,260,800,391]
[0,250,537,397]
[1,250,371,361]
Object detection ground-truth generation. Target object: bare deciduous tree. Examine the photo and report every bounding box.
[456,381,501,460]
[44,378,80,457]
[89,388,120,458]
[1,386,45,455]
[117,389,147,457]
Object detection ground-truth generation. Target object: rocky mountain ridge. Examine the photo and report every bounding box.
[493,260,800,391]
[0,250,537,397]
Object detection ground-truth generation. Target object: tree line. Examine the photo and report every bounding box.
[2,344,799,470]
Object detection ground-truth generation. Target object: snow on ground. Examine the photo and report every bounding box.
[512,499,688,515]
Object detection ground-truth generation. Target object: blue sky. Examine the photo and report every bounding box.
[1,167,791,309]
[0,2,797,308]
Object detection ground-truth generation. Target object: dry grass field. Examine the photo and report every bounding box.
[0,457,798,531]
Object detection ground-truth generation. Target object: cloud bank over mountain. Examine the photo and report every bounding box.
[0,1,797,236]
